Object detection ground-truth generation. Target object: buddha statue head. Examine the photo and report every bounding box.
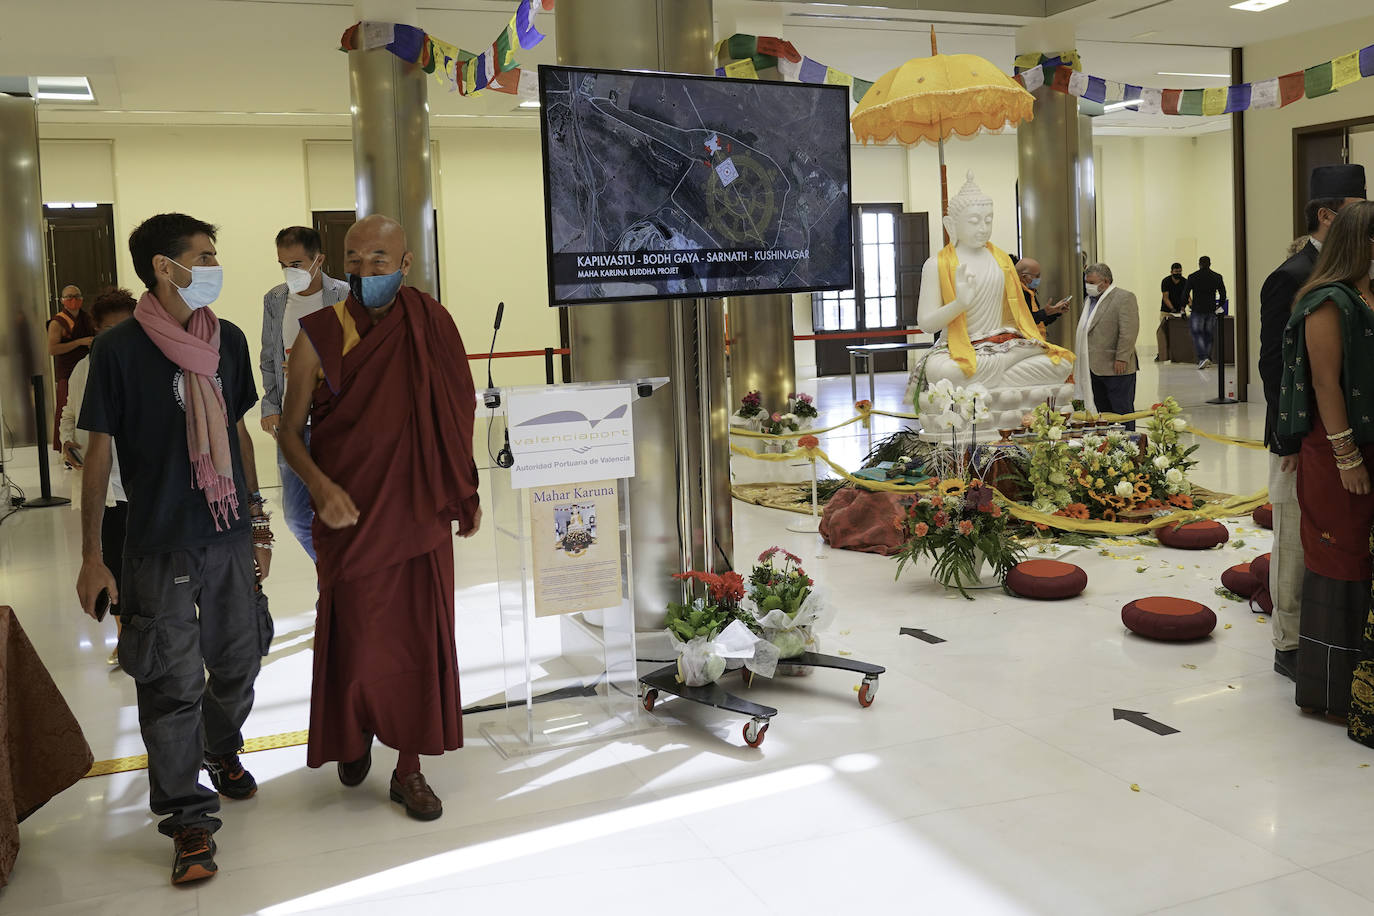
[943,171,995,248]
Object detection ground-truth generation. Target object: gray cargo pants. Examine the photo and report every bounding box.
[118,535,271,836]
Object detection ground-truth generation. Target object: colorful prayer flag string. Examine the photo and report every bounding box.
[338,0,553,99]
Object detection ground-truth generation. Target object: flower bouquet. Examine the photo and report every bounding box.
[788,392,819,422]
[1027,397,1198,521]
[666,571,778,686]
[742,547,831,659]
[894,478,1025,598]
[735,390,765,424]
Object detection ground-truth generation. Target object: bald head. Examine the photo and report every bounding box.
[343,214,413,311]
[1015,259,1041,283]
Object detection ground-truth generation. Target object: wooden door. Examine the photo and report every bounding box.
[44,204,117,315]
[1293,128,1348,236]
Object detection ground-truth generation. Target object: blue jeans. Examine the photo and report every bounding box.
[1189,312,1216,363]
[278,426,316,562]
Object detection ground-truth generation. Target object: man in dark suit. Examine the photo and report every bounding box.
[1258,163,1366,682]
[1016,257,1071,329]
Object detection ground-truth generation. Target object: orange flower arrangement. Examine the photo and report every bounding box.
[797,434,820,450]
[1168,493,1195,509]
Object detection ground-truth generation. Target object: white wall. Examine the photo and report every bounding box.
[1095,132,1235,334]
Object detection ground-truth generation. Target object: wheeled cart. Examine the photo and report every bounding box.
[741,652,885,707]
[639,663,778,747]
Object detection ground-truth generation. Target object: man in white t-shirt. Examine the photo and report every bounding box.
[260,226,349,561]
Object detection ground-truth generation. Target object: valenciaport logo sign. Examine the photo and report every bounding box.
[506,386,635,488]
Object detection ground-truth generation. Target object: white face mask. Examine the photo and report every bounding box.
[283,256,320,294]
[166,259,223,310]
[1085,283,1100,300]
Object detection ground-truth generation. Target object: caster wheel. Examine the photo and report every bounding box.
[642,688,658,712]
[857,679,877,708]
[743,719,768,747]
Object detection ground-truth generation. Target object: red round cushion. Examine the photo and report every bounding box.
[1251,586,1274,615]
[1122,597,1217,641]
[1156,520,1229,549]
[1006,559,1088,600]
[1250,552,1271,586]
[1252,503,1273,529]
[1220,563,1259,598]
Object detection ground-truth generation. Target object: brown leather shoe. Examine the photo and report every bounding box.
[389,770,443,821]
[337,736,372,787]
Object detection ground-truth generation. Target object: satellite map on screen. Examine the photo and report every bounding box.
[540,66,853,305]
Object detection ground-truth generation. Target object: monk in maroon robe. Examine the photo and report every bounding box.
[279,214,479,820]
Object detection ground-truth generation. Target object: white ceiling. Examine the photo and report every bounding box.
[0,0,1365,136]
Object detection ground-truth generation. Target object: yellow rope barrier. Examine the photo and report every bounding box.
[729,414,866,439]
[729,442,933,493]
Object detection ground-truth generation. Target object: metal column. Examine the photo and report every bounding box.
[348,0,437,295]
[0,93,51,447]
[728,295,796,412]
[556,0,731,640]
[1017,87,1095,350]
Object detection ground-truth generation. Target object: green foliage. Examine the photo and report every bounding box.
[892,480,1026,600]
[665,598,733,642]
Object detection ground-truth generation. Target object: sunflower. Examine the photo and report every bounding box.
[1135,482,1152,498]
[1102,509,1117,522]
[938,479,966,497]
[1106,495,1127,509]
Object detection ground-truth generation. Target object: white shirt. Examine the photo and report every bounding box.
[61,355,125,507]
[281,288,325,388]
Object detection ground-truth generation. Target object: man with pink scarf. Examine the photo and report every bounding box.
[75,213,272,886]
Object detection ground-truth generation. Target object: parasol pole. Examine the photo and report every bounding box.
[933,26,950,246]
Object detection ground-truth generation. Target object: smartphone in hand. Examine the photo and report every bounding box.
[94,588,111,622]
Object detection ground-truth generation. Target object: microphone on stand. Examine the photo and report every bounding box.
[483,301,505,409]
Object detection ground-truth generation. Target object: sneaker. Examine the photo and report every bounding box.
[203,751,258,800]
[170,827,217,885]
[106,646,120,668]
[1202,359,1213,369]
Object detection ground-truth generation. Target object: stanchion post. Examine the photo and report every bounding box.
[26,375,71,509]
[1207,312,1237,406]
[544,347,556,385]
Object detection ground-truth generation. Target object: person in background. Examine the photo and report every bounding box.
[1185,256,1227,369]
[48,284,96,455]
[1277,200,1374,729]
[1074,263,1139,429]
[260,226,348,562]
[61,287,136,667]
[1259,164,1366,682]
[279,214,480,822]
[1156,262,1188,362]
[1016,257,1071,330]
[75,212,272,885]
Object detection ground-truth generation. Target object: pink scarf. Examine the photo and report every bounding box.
[134,292,238,529]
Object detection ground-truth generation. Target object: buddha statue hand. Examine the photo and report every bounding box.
[954,264,978,308]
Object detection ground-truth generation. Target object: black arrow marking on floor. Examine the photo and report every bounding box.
[900,627,946,645]
[1113,708,1179,736]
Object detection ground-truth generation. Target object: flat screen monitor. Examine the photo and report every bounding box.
[538,64,854,306]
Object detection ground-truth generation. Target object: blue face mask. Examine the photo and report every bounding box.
[1029,278,1041,290]
[348,269,405,310]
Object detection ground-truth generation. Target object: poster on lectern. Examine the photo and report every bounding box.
[538,64,855,306]
[529,480,623,617]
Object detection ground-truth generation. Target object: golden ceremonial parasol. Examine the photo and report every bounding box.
[850,28,1035,234]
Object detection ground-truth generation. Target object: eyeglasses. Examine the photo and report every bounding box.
[60,295,82,302]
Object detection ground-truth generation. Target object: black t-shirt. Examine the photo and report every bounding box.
[1160,275,1188,313]
[79,316,258,557]
[1186,269,1227,311]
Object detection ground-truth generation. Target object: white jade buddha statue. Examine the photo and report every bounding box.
[910,172,1076,436]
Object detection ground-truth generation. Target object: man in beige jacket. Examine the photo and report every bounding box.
[1073,262,1140,427]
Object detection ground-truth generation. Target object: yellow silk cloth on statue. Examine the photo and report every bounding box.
[937,243,1074,377]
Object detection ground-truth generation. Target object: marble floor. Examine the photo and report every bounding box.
[4,353,1373,915]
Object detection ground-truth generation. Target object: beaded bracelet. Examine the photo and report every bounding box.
[1335,452,1364,471]
[1326,428,1354,441]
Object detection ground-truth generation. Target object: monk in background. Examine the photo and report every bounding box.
[278,214,480,820]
